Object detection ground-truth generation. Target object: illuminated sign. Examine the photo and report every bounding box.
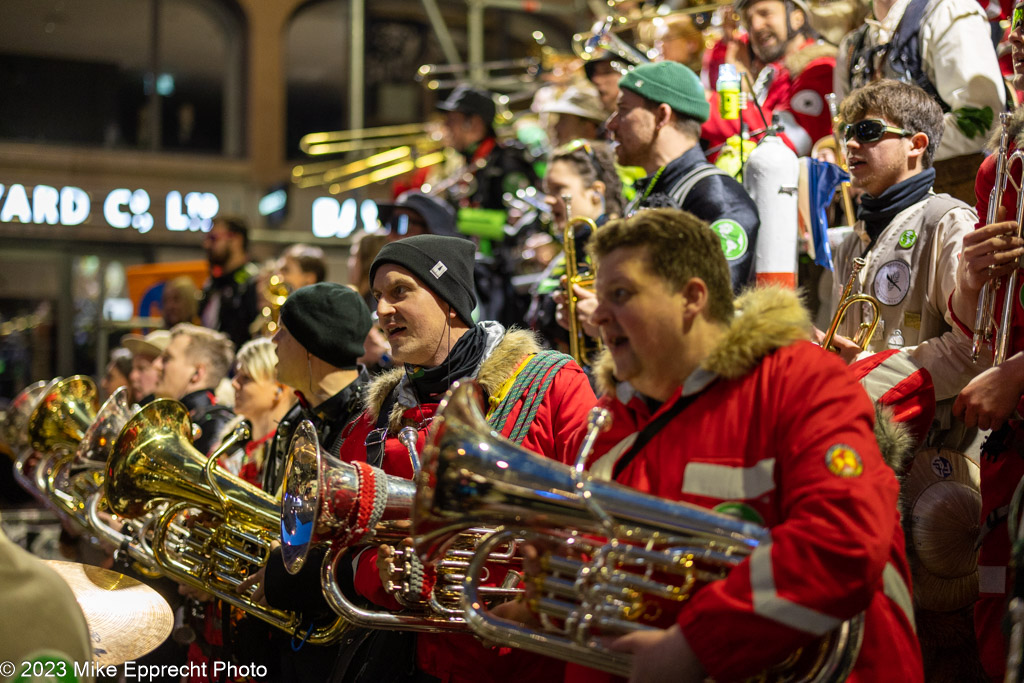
[0,182,220,234]
[311,197,378,238]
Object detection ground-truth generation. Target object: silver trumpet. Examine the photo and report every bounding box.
[412,381,864,680]
[973,111,1024,365]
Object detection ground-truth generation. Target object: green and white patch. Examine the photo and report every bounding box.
[897,230,918,249]
[710,219,748,261]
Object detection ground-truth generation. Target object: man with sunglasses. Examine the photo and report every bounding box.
[825,80,980,404]
[334,234,596,683]
[835,0,1003,173]
[948,6,1024,675]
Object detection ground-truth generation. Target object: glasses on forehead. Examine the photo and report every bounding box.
[1014,6,1024,32]
[840,119,913,143]
[556,138,600,169]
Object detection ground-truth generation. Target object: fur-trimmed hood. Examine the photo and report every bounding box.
[595,286,812,397]
[987,105,1024,153]
[784,40,838,79]
[363,326,543,433]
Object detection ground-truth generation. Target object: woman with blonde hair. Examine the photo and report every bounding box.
[221,337,294,485]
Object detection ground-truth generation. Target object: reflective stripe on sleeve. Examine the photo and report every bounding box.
[682,458,776,500]
[883,562,915,633]
[749,543,843,634]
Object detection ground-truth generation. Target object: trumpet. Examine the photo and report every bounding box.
[412,381,864,679]
[106,399,349,644]
[821,257,881,353]
[973,112,1024,364]
[561,195,601,366]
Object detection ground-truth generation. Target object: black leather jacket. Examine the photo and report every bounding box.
[180,388,235,456]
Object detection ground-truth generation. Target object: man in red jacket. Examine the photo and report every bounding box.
[703,0,836,157]
[337,234,596,683]
[573,208,921,681]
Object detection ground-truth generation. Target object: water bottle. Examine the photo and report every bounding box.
[717,64,741,120]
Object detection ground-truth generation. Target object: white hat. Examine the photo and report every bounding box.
[540,87,608,122]
[122,330,172,359]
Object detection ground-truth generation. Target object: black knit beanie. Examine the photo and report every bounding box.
[278,283,372,369]
[369,235,477,325]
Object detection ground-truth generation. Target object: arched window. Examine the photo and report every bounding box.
[0,0,245,156]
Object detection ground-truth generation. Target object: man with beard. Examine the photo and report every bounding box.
[199,215,260,350]
[702,0,837,158]
[608,61,759,292]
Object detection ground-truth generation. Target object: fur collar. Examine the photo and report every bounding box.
[363,328,542,433]
[595,286,812,397]
[986,106,1024,153]
[783,41,838,78]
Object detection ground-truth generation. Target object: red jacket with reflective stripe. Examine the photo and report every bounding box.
[578,338,922,682]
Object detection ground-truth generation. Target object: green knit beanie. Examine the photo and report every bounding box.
[618,62,710,123]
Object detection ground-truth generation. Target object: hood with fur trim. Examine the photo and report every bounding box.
[363,327,542,433]
[595,286,812,396]
[987,105,1024,153]
[784,40,838,79]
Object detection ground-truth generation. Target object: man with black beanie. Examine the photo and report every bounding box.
[330,233,596,683]
[238,282,375,682]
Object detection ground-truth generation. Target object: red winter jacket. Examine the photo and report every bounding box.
[568,287,922,683]
[703,39,837,158]
[338,328,596,683]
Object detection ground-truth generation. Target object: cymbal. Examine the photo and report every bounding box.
[44,561,173,667]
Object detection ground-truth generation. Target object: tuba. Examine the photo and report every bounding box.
[973,112,1024,365]
[820,257,882,353]
[11,377,63,505]
[280,420,521,631]
[106,399,349,644]
[412,381,864,680]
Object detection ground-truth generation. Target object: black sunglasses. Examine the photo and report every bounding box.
[840,119,913,143]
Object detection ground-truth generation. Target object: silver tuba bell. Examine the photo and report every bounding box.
[412,381,864,680]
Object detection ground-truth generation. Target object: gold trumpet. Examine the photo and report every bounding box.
[561,194,600,366]
[106,399,349,644]
[821,257,881,353]
[412,381,864,679]
[973,112,1024,365]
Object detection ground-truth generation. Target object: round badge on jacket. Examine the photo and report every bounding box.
[898,230,918,249]
[825,444,863,478]
[873,260,911,306]
[710,219,748,261]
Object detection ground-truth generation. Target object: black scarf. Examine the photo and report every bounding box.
[405,324,487,403]
[857,168,936,246]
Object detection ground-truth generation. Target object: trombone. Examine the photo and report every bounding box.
[821,257,881,353]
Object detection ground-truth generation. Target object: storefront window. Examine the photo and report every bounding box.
[0,0,244,156]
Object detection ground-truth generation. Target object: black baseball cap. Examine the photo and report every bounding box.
[436,84,496,126]
[375,191,459,238]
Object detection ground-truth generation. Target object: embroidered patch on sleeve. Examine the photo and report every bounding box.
[709,219,748,261]
[825,444,863,478]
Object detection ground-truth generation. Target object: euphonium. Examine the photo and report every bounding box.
[1,379,47,456]
[973,112,1024,364]
[412,381,864,680]
[24,376,99,510]
[106,399,349,644]
[561,194,600,366]
[11,378,62,504]
[280,420,521,632]
[820,257,882,353]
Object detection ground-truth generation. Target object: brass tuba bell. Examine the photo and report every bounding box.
[106,399,350,644]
